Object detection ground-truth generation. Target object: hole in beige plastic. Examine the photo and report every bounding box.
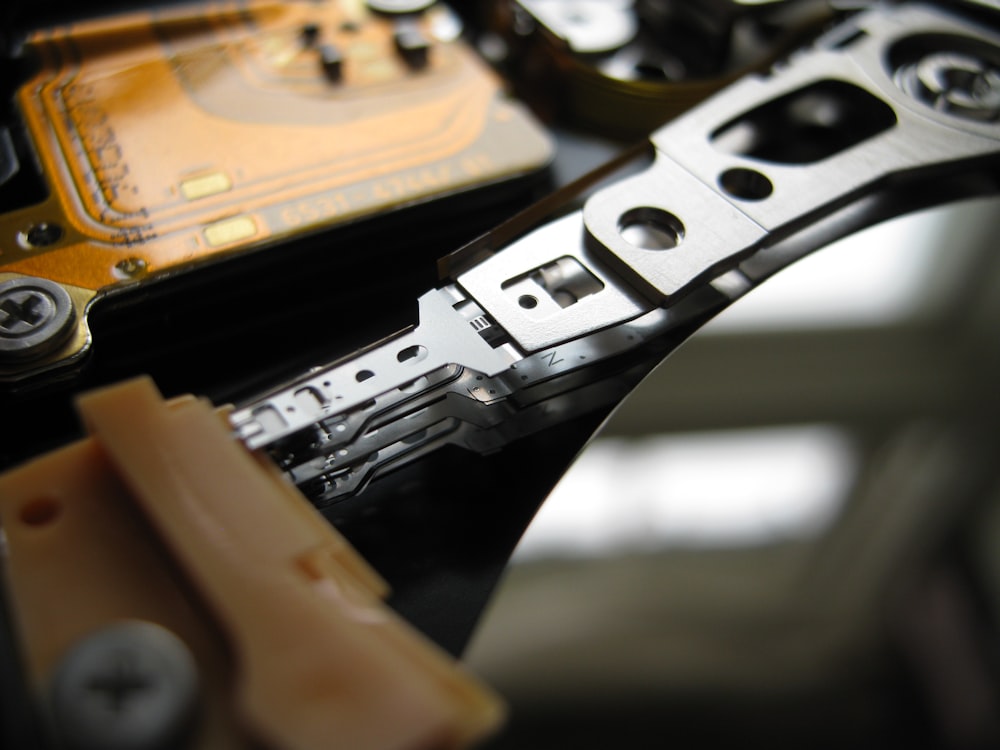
[20,497,60,526]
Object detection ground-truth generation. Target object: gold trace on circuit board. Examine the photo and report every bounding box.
[0,0,552,378]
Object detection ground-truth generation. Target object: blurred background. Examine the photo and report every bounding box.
[466,194,1000,748]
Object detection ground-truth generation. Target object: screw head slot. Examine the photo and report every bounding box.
[0,277,77,363]
[916,51,1000,119]
[892,35,1000,122]
[48,621,200,750]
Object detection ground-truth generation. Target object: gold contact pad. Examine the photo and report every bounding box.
[1,0,552,291]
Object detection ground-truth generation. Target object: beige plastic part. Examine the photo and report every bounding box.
[0,377,504,750]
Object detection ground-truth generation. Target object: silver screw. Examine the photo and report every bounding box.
[914,51,1000,121]
[0,276,77,363]
[48,621,200,750]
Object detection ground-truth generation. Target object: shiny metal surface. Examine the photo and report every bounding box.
[588,3,1000,301]
[231,288,517,450]
[233,2,1000,507]
[457,211,653,351]
[517,0,638,54]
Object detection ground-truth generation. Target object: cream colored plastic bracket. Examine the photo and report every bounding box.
[0,376,504,750]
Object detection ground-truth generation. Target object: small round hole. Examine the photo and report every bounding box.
[356,369,375,382]
[396,345,428,364]
[19,222,64,249]
[20,497,60,526]
[518,295,538,309]
[618,208,684,251]
[719,168,773,201]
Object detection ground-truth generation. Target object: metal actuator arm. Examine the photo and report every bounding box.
[231,2,1000,508]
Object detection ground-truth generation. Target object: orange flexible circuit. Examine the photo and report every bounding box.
[0,0,551,379]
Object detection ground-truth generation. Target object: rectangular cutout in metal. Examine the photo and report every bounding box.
[501,256,605,318]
